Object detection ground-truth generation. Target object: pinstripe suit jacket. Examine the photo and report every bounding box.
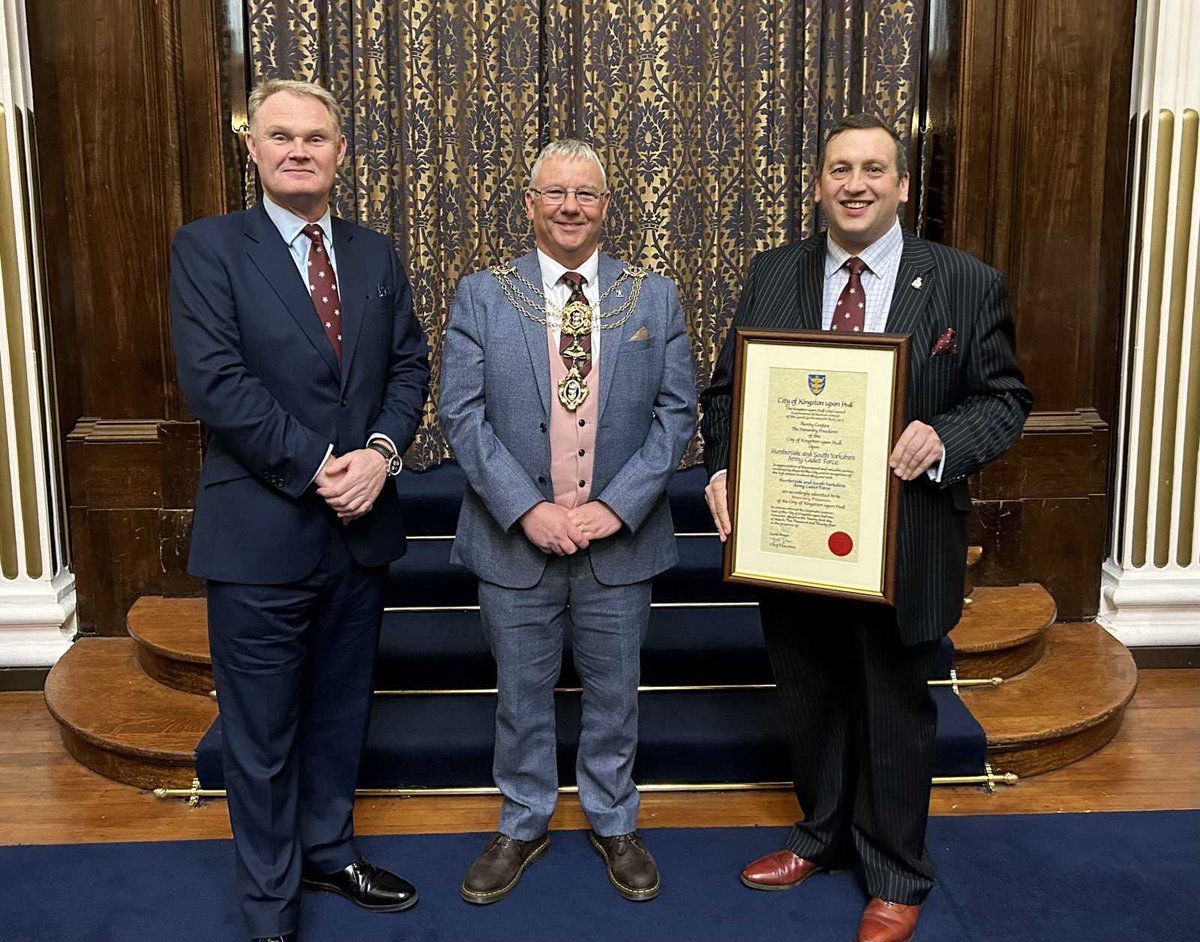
[700,231,1032,644]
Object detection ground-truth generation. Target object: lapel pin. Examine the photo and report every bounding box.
[911,276,923,290]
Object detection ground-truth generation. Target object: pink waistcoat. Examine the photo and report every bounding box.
[546,324,598,508]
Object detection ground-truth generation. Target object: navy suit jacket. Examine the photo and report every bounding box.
[701,232,1032,644]
[170,203,430,584]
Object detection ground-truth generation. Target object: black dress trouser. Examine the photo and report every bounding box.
[758,590,942,905]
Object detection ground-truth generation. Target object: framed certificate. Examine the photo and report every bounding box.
[723,329,909,604]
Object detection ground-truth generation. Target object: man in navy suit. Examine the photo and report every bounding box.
[171,79,430,942]
[701,114,1031,942]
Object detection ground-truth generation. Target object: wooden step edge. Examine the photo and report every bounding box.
[44,639,215,765]
[985,709,1126,779]
[133,644,214,696]
[954,632,1047,680]
[126,622,210,665]
[963,625,1139,747]
[951,584,1058,654]
[57,725,198,790]
[981,688,1136,748]
[127,596,209,664]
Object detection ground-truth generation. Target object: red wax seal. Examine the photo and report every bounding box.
[828,531,854,557]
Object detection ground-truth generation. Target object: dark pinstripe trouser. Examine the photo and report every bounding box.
[758,590,941,905]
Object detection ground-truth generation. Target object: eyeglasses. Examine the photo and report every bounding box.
[529,187,608,207]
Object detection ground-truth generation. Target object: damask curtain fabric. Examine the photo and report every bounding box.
[247,0,924,468]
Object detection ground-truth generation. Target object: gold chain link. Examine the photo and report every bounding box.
[489,262,647,333]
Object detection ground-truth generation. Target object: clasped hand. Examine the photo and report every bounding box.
[316,448,387,522]
[519,500,622,555]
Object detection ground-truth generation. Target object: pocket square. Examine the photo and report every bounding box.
[627,326,651,342]
[931,327,957,357]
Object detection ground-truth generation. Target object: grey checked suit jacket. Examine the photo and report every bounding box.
[439,250,697,588]
[700,232,1032,644]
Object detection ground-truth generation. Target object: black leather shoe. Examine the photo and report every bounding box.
[301,856,418,912]
[589,831,660,901]
[460,832,549,904]
[251,936,294,942]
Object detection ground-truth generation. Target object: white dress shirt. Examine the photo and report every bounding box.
[263,197,397,484]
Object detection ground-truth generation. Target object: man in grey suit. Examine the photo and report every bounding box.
[439,139,696,904]
[701,114,1030,942]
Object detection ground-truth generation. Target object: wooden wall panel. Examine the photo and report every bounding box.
[27,0,230,634]
[929,0,1137,618]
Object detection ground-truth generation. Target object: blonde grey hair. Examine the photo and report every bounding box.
[247,79,343,134]
[528,139,608,191]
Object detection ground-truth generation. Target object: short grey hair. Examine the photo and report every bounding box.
[247,79,343,134]
[528,139,608,191]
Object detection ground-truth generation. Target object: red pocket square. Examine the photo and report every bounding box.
[931,327,957,356]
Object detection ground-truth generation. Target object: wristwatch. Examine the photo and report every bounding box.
[367,440,403,477]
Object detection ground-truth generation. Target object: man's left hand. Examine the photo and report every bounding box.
[889,421,943,480]
[566,501,623,541]
[317,448,388,521]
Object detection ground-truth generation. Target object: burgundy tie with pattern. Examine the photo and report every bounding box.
[302,223,342,364]
[559,271,592,379]
[830,256,867,333]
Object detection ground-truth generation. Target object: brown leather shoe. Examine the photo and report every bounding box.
[740,850,824,890]
[460,832,549,904]
[588,831,660,901]
[856,898,922,942]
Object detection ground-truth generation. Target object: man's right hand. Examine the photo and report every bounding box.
[704,471,731,542]
[519,501,590,555]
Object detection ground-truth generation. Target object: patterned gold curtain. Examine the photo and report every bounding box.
[246,0,924,468]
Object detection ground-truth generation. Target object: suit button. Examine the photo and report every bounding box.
[578,419,585,427]
[537,475,546,484]
[578,449,585,457]
[340,399,348,407]
[578,479,585,488]
[539,423,547,433]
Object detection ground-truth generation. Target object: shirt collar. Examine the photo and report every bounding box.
[264,196,334,250]
[537,247,600,291]
[824,219,902,278]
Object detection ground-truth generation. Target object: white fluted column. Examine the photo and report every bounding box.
[0,0,75,667]
[1100,0,1200,646]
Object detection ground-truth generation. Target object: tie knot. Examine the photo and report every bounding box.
[302,223,325,243]
[846,256,867,277]
[561,271,586,288]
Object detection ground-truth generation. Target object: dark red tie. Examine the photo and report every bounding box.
[559,271,592,379]
[830,256,867,333]
[302,223,342,364]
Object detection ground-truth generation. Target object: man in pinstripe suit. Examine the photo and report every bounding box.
[699,114,1031,942]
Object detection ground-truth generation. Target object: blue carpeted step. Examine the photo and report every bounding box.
[376,606,768,689]
[386,534,754,607]
[395,462,716,537]
[195,682,984,790]
[376,609,956,689]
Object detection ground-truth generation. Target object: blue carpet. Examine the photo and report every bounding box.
[0,813,1195,941]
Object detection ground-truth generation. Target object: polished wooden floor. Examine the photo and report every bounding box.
[2,668,1197,847]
